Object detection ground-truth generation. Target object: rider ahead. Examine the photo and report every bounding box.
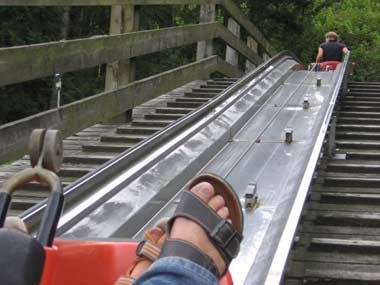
[316,31,349,63]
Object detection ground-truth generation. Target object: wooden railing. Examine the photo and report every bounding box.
[0,0,275,162]
[0,0,274,56]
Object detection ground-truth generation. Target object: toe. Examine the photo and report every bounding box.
[208,195,225,211]
[190,182,215,202]
[144,227,164,243]
[217,207,229,219]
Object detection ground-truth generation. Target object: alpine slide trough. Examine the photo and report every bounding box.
[0,1,379,285]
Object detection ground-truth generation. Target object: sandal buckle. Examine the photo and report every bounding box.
[136,240,146,257]
[210,220,236,248]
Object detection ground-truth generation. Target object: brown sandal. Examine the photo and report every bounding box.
[159,173,244,278]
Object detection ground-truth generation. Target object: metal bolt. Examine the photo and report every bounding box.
[303,97,310,109]
[285,127,293,144]
[244,183,258,210]
[54,73,62,109]
[316,77,322,87]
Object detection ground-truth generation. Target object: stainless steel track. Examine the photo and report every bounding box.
[7,51,354,285]
[126,58,349,285]
[1,78,236,218]
[285,81,380,284]
[17,52,297,232]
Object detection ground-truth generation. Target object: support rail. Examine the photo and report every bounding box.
[0,0,274,57]
[0,56,240,163]
[0,23,260,87]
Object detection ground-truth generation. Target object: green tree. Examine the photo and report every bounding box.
[305,0,380,81]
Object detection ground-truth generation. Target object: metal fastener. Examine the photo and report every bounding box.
[244,183,258,210]
[54,73,62,109]
[316,77,322,87]
[285,127,293,144]
[303,97,310,109]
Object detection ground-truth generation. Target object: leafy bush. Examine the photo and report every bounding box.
[308,0,380,81]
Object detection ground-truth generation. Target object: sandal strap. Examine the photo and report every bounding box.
[160,238,220,277]
[114,275,135,285]
[136,240,161,262]
[168,191,242,274]
[125,241,161,276]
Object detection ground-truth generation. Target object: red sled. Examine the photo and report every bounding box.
[320,61,341,71]
[40,239,234,285]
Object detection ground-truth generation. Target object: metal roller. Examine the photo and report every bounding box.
[42,130,63,173]
[28,129,46,168]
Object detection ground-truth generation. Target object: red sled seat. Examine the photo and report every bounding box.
[40,239,234,285]
[320,61,341,71]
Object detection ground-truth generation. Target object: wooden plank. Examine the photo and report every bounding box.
[311,237,380,250]
[0,56,242,163]
[0,0,275,57]
[225,17,240,66]
[292,248,380,265]
[299,224,380,236]
[306,202,380,212]
[0,23,216,86]
[305,268,380,281]
[0,23,257,86]
[197,4,215,60]
[321,192,380,204]
[288,261,380,280]
[222,0,275,56]
[105,5,139,90]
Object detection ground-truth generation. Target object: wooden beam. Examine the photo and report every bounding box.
[196,4,215,61]
[225,17,240,66]
[0,56,241,163]
[217,24,263,66]
[222,0,275,57]
[0,0,274,56]
[105,5,139,91]
[0,23,259,86]
[0,23,218,86]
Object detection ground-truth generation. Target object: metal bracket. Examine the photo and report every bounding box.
[303,96,310,110]
[284,127,293,144]
[244,183,258,210]
[54,74,62,109]
[316,77,322,87]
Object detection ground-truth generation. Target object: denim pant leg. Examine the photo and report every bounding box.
[134,257,219,285]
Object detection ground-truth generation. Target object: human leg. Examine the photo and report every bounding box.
[135,174,243,285]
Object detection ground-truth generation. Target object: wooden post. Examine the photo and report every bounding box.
[105,5,139,91]
[196,4,216,61]
[245,36,258,72]
[105,5,139,122]
[61,7,71,40]
[225,17,240,66]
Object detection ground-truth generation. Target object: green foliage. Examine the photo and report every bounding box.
[1,1,380,125]
[0,79,52,124]
[67,7,110,39]
[304,0,380,81]
[0,7,63,47]
[0,6,109,124]
[136,5,199,79]
[241,0,315,53]
[242,0,380,81]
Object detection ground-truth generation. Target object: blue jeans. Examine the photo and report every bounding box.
[134,257,219,285]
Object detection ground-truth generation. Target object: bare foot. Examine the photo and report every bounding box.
[170,182,229,275]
